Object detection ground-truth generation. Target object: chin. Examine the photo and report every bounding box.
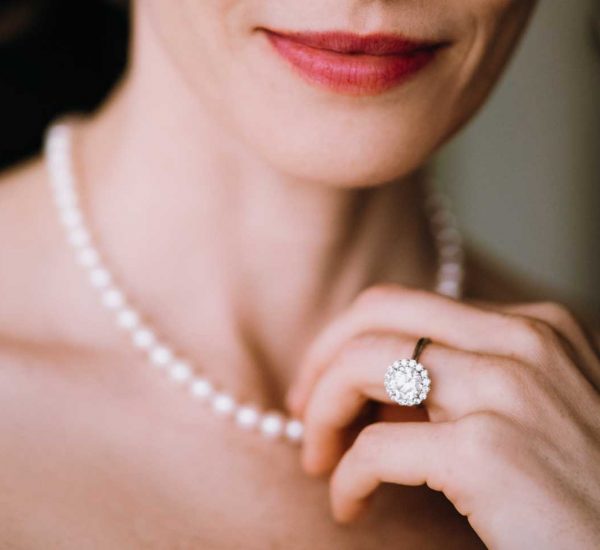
[213,48,457,188]
[253,138,432,188]
[229,107,440,188]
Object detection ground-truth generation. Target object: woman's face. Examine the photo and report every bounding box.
[141,1,536,187]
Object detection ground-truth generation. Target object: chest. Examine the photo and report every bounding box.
[1,356,483,549]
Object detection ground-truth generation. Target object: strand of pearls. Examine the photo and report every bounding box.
[43,119,464,445]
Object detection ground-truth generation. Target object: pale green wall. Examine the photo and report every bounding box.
[436,1,600,313]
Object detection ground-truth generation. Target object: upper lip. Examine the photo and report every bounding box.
[261,29,446,56]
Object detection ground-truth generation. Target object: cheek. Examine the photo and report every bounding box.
[444,0,536,125]
[144,0,252,104]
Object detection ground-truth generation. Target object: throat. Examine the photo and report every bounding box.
[220,172,439,403]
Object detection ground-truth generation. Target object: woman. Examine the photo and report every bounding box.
[0,1,598,548]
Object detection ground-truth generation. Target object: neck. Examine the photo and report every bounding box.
[73,9,438,403]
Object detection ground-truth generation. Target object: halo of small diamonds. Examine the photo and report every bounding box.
[384,358,431,406]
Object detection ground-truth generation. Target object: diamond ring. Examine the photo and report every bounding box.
[384,337,432,406]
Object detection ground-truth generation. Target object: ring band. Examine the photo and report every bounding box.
[384,337,432,406]
[411,336,431,362]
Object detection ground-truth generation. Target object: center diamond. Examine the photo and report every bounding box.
[394,369,423,400]
[384,358,430,406]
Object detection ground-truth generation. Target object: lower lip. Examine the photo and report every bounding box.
[263,31,441,96]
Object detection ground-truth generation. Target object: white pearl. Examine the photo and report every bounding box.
[284,419,304,442]
[60,207,83,228]
[260,412,284,439]
[116,308,139,330]
[101,288,124,309]
[68,227,91,248]
[431,209,455,227]
[437,226,461,243]
[132,327,155,349]
[440,262,462,278]
[235,406,260,429]
[51,168,73,189]
[168,361,192,383]
[89,267,111,288]
[190,377,213,399]
[212,393,236,416]
[437,279,460,298]
[53,187,77,208]
[47,124,68,145]
[77,247,100,267]
[439,242,463,261]
[149,345,173,367]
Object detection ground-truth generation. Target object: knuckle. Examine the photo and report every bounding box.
[488,359,560,422]
[510,314,559,363]
[487,362,533,414]
[455,412,512,463]
[534,301,580,331]
[352,284,397,309]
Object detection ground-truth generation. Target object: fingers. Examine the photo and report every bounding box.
[301,331,525,475]
[288,285,554,416]
[492,301,600,389]
[330,421,453,523]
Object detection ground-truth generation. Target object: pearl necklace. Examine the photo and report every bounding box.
[43,119,465,445]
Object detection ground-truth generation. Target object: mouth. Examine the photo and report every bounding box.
[259,28,449,96]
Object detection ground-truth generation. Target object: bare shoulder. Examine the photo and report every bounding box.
[0,154,55,297]
[0,156,66,434]
[0,154,72,337]
[463,241,600,346]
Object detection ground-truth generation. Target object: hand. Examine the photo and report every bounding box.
[287,284,600,549]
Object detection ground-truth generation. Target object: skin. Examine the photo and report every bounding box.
[289,288,600,548]
[0,0,598,547]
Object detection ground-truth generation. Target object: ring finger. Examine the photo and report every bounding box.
[301,331,522,475]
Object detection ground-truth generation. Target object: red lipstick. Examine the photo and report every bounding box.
[262,29,446,96]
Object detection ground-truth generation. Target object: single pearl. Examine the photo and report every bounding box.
[132,327,155,349]
[53,187,77,208]
[77,247,100,268]
[149,345,173,367]
[101,288,124,309]
[440,262,462,278]
[60,207,83,228]
[260,412,284,439]
[439,242,463,260]
[284,419,304,443]
[235,406,260,430]
[168,361,192,383]
[437,226,462,243]
[437,279,460,298]
[431,209,455,227]
[190,377,213,399]
[67,227,90,248]
[89,267,111,288]
[116,308,139,330]
[51,170,73,190]
[212,393,236,416]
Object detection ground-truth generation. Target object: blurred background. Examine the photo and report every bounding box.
[437,0,600,318]
[0,1,598,315]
